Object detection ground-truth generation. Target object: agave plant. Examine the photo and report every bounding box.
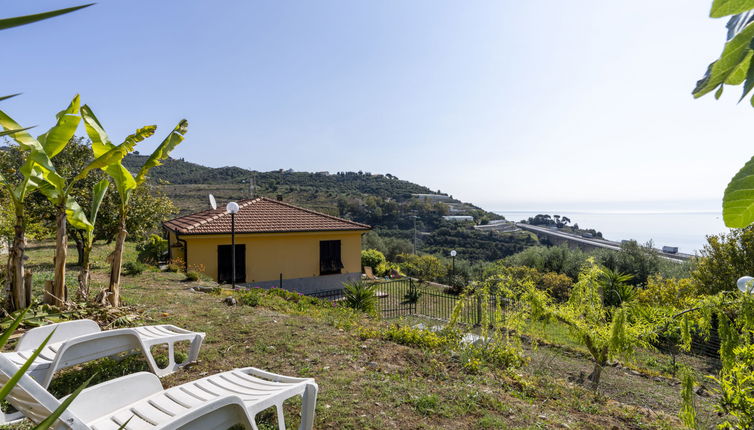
[599,268,635,308]
[343,281,379,314]
[81,106,187,306]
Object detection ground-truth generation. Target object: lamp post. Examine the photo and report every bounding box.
[227,202,240,289]
[450,250,457,285]
[737,276,754,294]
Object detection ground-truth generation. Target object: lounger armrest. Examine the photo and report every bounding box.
[15,320,101,351]
[154,395,252,430]
[65,372,164,423]
[241,367,317,385]
[157,324,206,337]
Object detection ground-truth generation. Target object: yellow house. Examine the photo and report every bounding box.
[163,197,370,293]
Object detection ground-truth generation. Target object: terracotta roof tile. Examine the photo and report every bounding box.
[163,197,371,235]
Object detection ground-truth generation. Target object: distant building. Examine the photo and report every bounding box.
[315,171,330,176]
[412,194,453,202]
[662,246,678,254]
[443,215,474,222]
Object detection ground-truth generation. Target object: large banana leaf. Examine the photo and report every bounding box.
[65,196,93,232]
[135,119,188,186]
[0,94,20,102]
[0,108,66,192]
[37,95,81,159]
[0,4,93,31]
[80,105,113,157]
[85,179,110,245]
[80,105,145,203]
[0,126,33,138]
[71,126,155,186]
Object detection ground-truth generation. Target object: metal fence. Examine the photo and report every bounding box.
[306,278,496,323]
[306,278,724,368]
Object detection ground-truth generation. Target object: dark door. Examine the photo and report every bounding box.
[218,244,246,284]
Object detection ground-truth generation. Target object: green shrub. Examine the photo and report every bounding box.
[237,290,260,306]
[185,271,200,282]
[165,263,181,273]
[361,249,386,271]
[375,261,402,278]
[396,253,447,283]
[136,234,168,264]
[343,281,379,314]
[123,261,147,276]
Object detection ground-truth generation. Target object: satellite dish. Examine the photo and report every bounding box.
[738,276,754,294]
[209,194,217,210]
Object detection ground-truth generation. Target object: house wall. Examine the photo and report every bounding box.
[169,230,363,285]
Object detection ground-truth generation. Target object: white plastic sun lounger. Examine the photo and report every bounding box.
[0,354,318,430]
[3,319,205,389]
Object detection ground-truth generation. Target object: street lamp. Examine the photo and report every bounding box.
[450,250,457,284]
[227,202,240,289]
[737,276,754,294]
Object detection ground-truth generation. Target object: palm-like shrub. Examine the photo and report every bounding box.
[599,268,635,307]
[342,281,378,314]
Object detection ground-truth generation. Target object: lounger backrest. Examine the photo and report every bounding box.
[16,319,101,351]
[0,355,88,429]
[42,329,145,387]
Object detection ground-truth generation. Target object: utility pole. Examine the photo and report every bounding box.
[413,215,418,254]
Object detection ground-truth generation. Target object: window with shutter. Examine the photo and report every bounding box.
[319,240,343,275]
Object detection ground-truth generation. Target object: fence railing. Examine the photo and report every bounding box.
[306,278,500,323]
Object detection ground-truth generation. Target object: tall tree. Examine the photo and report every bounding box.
[81,105,187,306]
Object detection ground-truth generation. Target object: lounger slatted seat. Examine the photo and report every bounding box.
[0,355,318,430]
[3,319,205,388]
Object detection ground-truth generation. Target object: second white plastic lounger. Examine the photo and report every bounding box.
[2,319,205,388]
[0,354,318,430]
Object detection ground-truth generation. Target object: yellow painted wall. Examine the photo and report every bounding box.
[167,230,364,283]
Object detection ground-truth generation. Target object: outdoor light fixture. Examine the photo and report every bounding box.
[737,276,754,294]
[227,202,240,289]
[450,250,457,284]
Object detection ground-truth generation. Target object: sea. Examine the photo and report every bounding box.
[494,209,727,255]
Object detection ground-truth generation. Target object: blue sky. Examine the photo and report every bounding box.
[3,1,751,211]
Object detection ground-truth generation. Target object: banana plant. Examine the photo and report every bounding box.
[0,103,68,312]
[77,179,109,299]
[35,97,143,307]
[81,105,187,306]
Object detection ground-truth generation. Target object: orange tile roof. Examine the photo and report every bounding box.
[163,197,371,235]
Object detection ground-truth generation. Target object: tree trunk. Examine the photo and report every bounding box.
[51,207,67,308]
[43,280,54,305]
[6,206,27,312]
[77,244,91,300]
[73,232,85,266]
[23,269,32,307]
[587,361,603,388]
[108,216,127,307]
[587,346,608,389]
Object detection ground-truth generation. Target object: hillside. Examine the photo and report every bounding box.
[11,241,699,429]
[124,154,535,262]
